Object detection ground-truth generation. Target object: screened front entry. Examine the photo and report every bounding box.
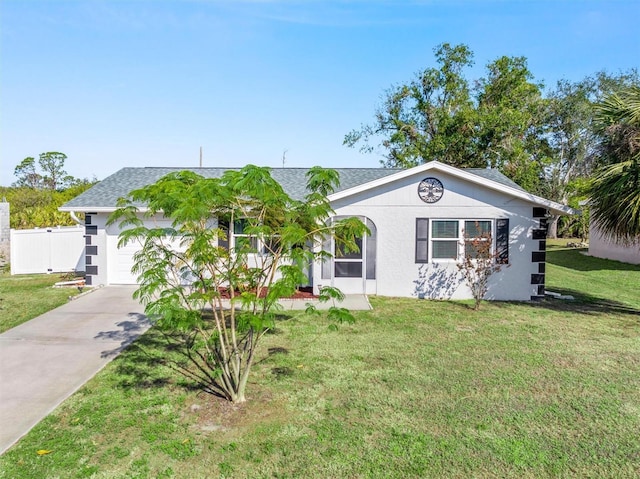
[322,216,377,294]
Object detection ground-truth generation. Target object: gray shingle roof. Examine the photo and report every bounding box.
[61,165,524,210]
[464,168,526,191]
[61,167,405,210]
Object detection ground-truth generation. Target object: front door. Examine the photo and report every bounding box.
[329,216,377,295]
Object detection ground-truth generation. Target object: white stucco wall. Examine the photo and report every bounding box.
[320,170,543,301]
[589,223,640,265]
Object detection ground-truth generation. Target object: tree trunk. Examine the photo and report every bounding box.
[547,215,559,239]
[231,391,246,403]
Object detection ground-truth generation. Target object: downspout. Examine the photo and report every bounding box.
[68,211,84,226]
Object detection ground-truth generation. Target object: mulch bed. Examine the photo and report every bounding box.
[217,286,316,299]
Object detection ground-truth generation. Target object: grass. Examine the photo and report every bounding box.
[545,239,640,310]
[1,246,639,477]
[0,273,82,333]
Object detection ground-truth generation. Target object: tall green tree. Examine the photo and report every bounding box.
[8,152,96,228]
[588,86,640,242]
[544,70,639,238]
[13,152,75,190]
[38,152,67,190]
[13,157,42,189]
[544,78,599,238]
[108,165,368,403]
[475,55,549,191]
[345,44,640,240]
[345,44,549,191]
[344,43,478,169]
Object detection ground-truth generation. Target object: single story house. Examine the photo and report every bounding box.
[60,161,574,301]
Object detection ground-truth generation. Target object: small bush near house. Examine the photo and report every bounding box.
[456,222,508,310]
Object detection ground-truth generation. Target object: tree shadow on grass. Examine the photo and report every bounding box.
[530,290,640,318]
[106,311,296,399]
[486,290,640,319]
[546,248,640,272]
[108,326,177,390]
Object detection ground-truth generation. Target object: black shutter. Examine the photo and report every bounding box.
[218,220,229,250]
[496,218,509,264]
[416,218,429,263]
[365,218,377,280]
[321,219,332,280]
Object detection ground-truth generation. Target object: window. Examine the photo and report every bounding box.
[365,219,377,280]
[218,219,260,251]
[322,216,377,280]
[218,220,229,249]
[334,262,363,278]
[262,236,280,255]
[432,220,460,260]
[217,218,297,256]
[463,220,491,258]
[415,219,506,263]
[232,219,259,250]
[335,237,363,259]
[335,237,363,277]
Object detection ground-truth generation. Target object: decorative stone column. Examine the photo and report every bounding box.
[0,202,10,268]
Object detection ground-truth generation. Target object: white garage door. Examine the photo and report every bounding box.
[106,217,178,285]
[110,237,142,284]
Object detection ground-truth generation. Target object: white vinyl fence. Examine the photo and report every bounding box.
[10,226,85,275]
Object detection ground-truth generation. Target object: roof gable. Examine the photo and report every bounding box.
[326,161,576,215]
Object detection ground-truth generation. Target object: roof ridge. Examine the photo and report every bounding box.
[135,166,399,170]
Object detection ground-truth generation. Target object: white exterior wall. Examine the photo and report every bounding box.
[589,223,640,265]
[318,171,543,301]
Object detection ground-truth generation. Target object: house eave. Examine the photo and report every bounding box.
[58,206,150,214]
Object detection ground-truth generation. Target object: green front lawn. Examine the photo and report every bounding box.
[0,273,82,333]
[545,239,640,310]
[1,246,639,478]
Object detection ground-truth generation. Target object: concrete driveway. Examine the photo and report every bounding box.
[0,286,149,455]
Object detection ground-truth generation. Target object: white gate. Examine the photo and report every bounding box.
[10,226,85,275]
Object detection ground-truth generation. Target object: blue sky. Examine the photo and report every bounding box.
[1,0,638,185]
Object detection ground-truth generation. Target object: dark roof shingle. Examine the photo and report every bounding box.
[62,167,404,209]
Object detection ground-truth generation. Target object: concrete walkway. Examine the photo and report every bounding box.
[277,294,372,311]
[0,286,149,455]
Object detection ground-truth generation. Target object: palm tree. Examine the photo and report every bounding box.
[588,86,640,242]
